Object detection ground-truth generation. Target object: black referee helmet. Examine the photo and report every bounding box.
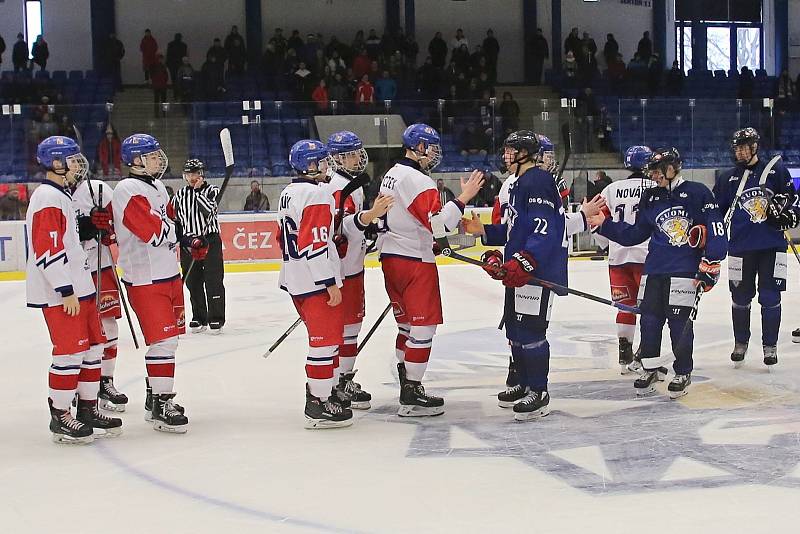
[183,158,205,175]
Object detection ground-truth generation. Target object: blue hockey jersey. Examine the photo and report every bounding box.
[597,178,728,276]
[483,166,568,291]
[713,157,799,255]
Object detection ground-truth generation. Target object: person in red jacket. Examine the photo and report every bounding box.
[355,74,374,108]
[140,29,158,82]
[97,126,122,176]
[149,54,169,117]
[311,79,329,112]
[352,49,370,79]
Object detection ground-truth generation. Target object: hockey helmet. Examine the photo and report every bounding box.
[402,123,442,172]
[624,145,653,172]
[183,158,205,175]
[327,130,369,176]
[36,136,89,186]
[647,147,682,177]
[289,139,331,177]
[731,127,760,164]
[121,133,169,177]
[536,134,557,172]
[502,130,540,173]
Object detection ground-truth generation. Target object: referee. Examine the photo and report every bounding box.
[173,159,226,334]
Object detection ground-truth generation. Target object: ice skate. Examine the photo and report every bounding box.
[98,376,128,412]
[48,399,93,445]
[304,392,353,429]
[619,338,635,374]
[731,341,747,368]
[76,399,123,438]
[498,384,526,408]
[513,390,550,421]
[763,345,778,367]
[189,320,207,333]
[793,328,800,344]
[337,371,371,410]
[151,393,189,433]
[398,381,444,417]
[634,367,667,396]
[209,321,223,335]
[667,373,691,399]
[144,377,184,422]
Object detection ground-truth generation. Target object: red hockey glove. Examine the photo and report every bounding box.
[100,232,116,247]
[481,250,505,280]
[333,234,348,258]
[166,200,177,221]
[695,258,720,291]
[499,251,537,288]
[90,207,113,232]
[190,237,209,260]
[688,224,707,249]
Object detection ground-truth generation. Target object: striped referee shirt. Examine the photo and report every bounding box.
[172,183,220,237]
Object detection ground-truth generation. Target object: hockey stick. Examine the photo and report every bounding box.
[555,122,572,186]
[357,302,393,355]
[183,128,234,283]
[73,125,140,348]
[262,317,303,358]
[433,229,640,314]
[96,184,103,304]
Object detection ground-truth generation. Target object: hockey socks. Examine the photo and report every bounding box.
[338,322,362,376]
[145,337,178,394]
[101,316,119,377]
[77,345,102,401]
[511,337,550,392]
[306,345,337,400]
[404,325,436,382]
[731,302,752,344]
[395,324,410,363]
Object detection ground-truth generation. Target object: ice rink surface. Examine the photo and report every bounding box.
[2,260,800,534]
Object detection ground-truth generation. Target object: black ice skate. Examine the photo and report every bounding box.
[763,345,778,367]
[337,371,372,410]
[625,348,644,375]
[619,338,635,374]
[330,385,351,409]
[76,399,123,438]
[634,367,668,396]
[189,320,207,333]
[144,378,184,422]
[98,376,128,412]
[731,342,748,368]
[209,321,223,335]
[667,373,691,399]
[398,381,444,417]
[397,362,408,386]
[48,399,93,445]
[793,328,800,344]
[512,389,550,421]
[498,384,526,408]
[151,393,189,433]
[304,392,353,429]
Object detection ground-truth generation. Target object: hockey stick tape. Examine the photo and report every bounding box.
[220,128,234,167]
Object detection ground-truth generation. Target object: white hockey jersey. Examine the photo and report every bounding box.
[26,181,95,308]
[595,176,655,266]
[324,172,368,279]
[72,180,114,273]
[377,158,464,263]
[111,175,179,286]
[278,178,342,297]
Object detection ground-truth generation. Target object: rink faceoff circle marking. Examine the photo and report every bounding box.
[88,316,800,527]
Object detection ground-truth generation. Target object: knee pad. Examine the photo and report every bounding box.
[101,317,119,343]
[147,336,179,357]
[343,323,362,341]
[758,288,781,309]
[408,325,436,348]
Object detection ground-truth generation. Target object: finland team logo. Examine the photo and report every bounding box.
[738,188,769,223]
[655,207,692,246]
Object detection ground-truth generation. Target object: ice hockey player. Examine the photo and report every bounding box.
[324,131,393,410]
[113,133,189,433]
[27,136,122,443]
[713,128,800,367]
[279,139,353,428]
[462,130,568,421]
[172,158,226,334]
[72,171,128,412]
[378,123,484,417]
[588,148,728,398]
[479,132,604,408]
[591,145,656,374]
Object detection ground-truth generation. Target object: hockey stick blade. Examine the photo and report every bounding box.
[218,128,235,199]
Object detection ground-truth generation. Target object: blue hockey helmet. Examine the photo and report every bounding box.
[289,139,330,177]
[402,123,442,171]
[327,130,369,176]
[536,134,557,172]
[36,136,89,185]
[624,145,653,171]
[121,133,169,177]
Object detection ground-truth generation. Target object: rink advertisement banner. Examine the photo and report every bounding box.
[0,221,26,272]
[218,213,281,262]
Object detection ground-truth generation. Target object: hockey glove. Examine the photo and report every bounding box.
[766,193,800,231]
[100,232,116,247]
[190,237,209,261]
[499,251,537,288]
[481,250,505,280]
[687,224,707,249]
[695,258,721,292]
[90,207,113,232]
[333,234,348,258]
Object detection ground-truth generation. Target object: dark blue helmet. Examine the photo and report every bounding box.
[648,147,682,174]
[327,130,368,175]
[37,136,89,185]
[121,133,168,177]
[402,123,442,171]
[624,145,653,171]
[289,139,330,176]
